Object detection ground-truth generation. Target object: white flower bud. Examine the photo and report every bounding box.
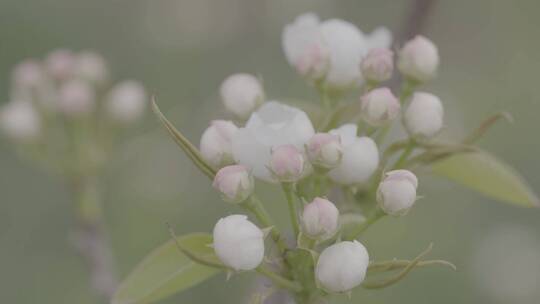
[328,124,379,185]
[105,80,147,124]
[0,101,41,141]
[213,214,265,271]
[360,48,394,82]
[404,92,444,140]
[269,145,305,182]
[305,133,343,169]
[213,165,254,203]
[398,35,439,82]
[377,170,418,216]
[12,60,45,90]
[45,49,75,80]
[301,197,339,241]
[360,87,400,126]
[58,79,95,116]
[220,74,264,119]
[74,51,109,84]
[200,120,238,168]
[316,241,369,293]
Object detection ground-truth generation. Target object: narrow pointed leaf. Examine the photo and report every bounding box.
[368,259,456,274]
[431,150,539,207]
[112,233,221,304]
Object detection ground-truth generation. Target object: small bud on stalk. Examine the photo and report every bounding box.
[398,35,439,82]
[316,241,369,293]
[0,101,41,141]
[360,48,394,83]
[200,120,238,168]
[220,73,264,120]
[269,144,305,182]
[377,170,418,216]
[404,92,444,140]
[306,133,343,169]
[45,49,75,81]
[360,87,400,126]
[213,165,254,204]
[105,80,147,124]
[12,60,45,90]
[213,214,265,271]
[58,79,95,116]
[301,197,340,241]
[74,51,109,84]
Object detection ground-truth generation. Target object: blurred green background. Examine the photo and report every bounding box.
[1,0,540,303]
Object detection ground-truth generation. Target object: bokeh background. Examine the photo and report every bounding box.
[1,0,540,303]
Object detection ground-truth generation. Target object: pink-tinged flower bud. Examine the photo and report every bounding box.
[220,74,264,119]
[306,133,343,169]
[12,60,45,90]
[295,43,329,80]
[377,170,418,216]
[200,120,238,168]
[0,101,41,141]
[360,48,394,82]
[45,49,75,80]
[269,144,305,182]
[213,165,254,203]
[58,80,95,116]
[105,80,147,124]
[360,87,400,126]
[398,35,439,82]
[74,51,109,84]
[301,197,339,241]
[213,214,265,271]
[404,92,444,140]
[316,241,369,293]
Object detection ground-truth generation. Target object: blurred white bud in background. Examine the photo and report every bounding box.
[45,49,75,81]
[0,101,41,141]
[360,48,394,82]
[105,80,147,124]
[404,92,444,140]
[220,73,264,120]
[213,214,265,271]
[232,101,315,182]
[74,51,109,84]
[269,144,305,182]
[316,240,369,293]
[360,87,400,126]
[58,79,95,116]
[212,165,254,203]
[301,197,339,241]
[12,60,45,90]
[377,169,418,216]
[200,120,238,168]
[328,124,379,185]
[305,133,343,169]
[398,35,439,82]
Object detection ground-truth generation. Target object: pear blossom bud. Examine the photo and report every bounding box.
[45,49,75,80]
[360,87,400,126]
[200,120,238,168]
[269,145,305,182]
[213,214,265,271]
[398,35,439,82]
[404,92,444,140]
[377,169,418,216]
[58,80,95,116]
[213,165,254,203]
[360,48,394,82]
[0,101,41,141]
[12,60,45,90]
[316,241,369,293]
[305,133,343,169]
[105,80,147,124]
[74,51,109,84]
[220,74,264,119]
[301,197,339,241]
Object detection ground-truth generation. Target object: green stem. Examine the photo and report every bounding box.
[243,196,288,253]
[393,140,415,169]
[347,208,385,240]
[256,265,303,293]
[282,183,300,239]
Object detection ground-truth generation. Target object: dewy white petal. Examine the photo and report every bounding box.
[282,13,323,68]
[231,101,314,182]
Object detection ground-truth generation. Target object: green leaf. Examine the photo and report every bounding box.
[112,233,222,304]
[431,150,539,207]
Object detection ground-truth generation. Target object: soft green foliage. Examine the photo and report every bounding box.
[432,150,540,207]
[112,233,221,304]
